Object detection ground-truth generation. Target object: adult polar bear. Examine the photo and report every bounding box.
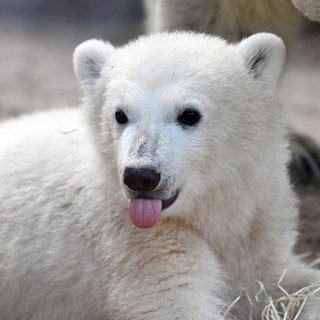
[0,32,320,319]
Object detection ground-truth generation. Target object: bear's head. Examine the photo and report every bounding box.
[73,32,286,229]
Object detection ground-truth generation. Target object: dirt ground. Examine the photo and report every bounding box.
[0,11,320,264]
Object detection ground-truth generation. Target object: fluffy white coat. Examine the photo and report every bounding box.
[0,32,319,319]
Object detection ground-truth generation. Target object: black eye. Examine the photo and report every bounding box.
[177,109,201,127]
[115,109,128,124]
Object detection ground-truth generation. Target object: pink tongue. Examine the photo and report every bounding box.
[128,199,162,229]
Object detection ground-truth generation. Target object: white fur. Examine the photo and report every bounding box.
[0,32,319,319]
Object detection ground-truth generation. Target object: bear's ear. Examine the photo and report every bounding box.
[237,33,286,89]
[73,39,115,93]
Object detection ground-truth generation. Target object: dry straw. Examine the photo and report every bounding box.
[224,270,320,320]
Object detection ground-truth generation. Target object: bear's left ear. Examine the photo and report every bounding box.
[73,39,115,93]
[237,33,286,89]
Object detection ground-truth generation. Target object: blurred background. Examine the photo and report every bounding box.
[0,0,144,118]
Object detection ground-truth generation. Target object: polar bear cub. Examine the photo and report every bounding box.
[0,32,319,319]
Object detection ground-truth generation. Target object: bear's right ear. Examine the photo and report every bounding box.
[73,39,115,93]
[237,33,286,90]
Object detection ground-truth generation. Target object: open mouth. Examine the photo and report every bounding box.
[162,190,179,211]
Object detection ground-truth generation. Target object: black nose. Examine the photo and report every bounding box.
[123,167,161,193]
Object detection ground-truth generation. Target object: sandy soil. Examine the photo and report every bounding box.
[0,16,320,262]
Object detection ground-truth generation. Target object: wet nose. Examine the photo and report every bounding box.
[123,167,161,193]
